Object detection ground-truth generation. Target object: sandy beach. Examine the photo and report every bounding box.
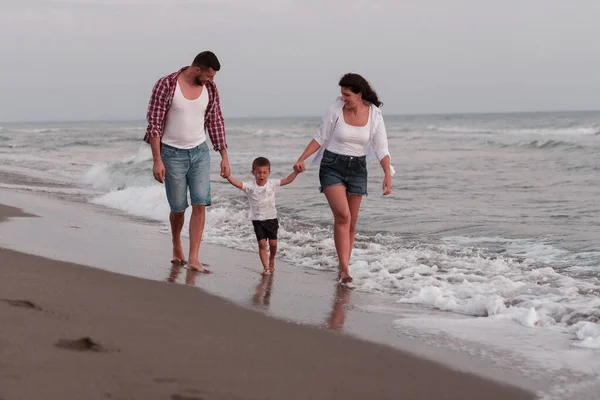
[0,199,536,399]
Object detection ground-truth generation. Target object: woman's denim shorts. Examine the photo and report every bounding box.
[319,149,368,196]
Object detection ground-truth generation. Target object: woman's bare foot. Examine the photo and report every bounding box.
[188,261,211,274]
[338,267,353,285]
[268,262,275,274]
[261,269,271,276]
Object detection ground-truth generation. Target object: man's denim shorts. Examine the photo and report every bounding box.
[319,149,368,196]
[161,141,211,212]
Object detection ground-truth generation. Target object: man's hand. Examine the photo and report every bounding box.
[220,157,230,178]
[153,160,165,183]
[382,174,392,196]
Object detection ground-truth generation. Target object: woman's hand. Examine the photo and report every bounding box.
[294,159,306,173]
[382,174,392,195]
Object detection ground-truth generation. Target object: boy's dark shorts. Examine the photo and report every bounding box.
[252,218,279,241]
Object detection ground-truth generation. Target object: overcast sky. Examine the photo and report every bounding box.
[1,0,599,122]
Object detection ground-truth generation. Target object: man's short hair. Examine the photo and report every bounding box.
[192,51,221,71]
[252,157,271,170]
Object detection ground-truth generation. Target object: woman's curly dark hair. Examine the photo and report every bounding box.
[338,73,383,108]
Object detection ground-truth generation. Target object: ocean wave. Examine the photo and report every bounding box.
[428,126,492,134]
[430,126,600,136]
[7,128,62,134]
[86,182,600,349]
[502,127,600,136]
[80,146,153,190]
[486,139,587,150]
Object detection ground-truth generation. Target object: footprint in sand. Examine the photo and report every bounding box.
[154,377,179,384]
[0,299,42,310]
[54,337,118,353]
[171,395,204,400]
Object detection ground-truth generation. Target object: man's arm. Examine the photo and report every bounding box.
[145,78,169,183]
[144,78,169,146]
[150,137,165,183]
[205,82,230,177]
[205,82,227,153]
[280,170,299,187]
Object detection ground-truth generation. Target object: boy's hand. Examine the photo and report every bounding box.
[222,169,231,179]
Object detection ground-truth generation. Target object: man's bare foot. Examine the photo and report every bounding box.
[261,269,271,276]
[188,261,211,274]
[172,244,186,265]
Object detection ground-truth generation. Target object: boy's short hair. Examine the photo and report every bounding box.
[252,157,271,170]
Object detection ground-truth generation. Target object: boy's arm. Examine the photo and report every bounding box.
[224,174,244,190]
[280,170,299,187]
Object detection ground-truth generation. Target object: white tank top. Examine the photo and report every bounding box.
[161,82,208,149]
[326,111,370,157]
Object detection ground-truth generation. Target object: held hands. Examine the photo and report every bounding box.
[220,158,230,178]
[293,159,306,173]
[153,160,165,183]
[382,174,392,196]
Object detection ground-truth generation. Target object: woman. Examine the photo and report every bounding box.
[294,73,393,285]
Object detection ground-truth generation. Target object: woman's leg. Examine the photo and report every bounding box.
[323,185,352,278]
[346,193,363,263]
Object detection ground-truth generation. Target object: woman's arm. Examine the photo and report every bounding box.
[294,139,321,172]
[371,115,393,195]
[294,100,340,172]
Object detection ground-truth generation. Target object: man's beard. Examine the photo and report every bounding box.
[194,77,205,86]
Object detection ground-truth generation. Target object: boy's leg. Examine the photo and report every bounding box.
[268,240,277,273]
[268,218,279,273]
[252,220,270,275]
[258,240,270,274]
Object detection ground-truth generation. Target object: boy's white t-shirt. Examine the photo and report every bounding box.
[241,179,281,221]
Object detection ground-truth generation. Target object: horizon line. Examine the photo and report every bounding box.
[1,107,599,125]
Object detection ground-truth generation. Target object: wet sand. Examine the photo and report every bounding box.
[0,200,536,399]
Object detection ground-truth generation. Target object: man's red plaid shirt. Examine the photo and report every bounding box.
[144,67,227,152]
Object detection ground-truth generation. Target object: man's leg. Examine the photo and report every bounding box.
[188,204,209,272]
[170,211,186,263]
[162,144,190,264]
[187,142,211,273]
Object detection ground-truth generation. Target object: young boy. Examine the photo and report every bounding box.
[223,157,298,275]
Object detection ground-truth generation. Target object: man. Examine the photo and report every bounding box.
[144,51,230,273]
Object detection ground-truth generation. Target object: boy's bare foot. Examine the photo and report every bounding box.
[268,262,275,274]
[188,261,211,274]
[261,269,271,276]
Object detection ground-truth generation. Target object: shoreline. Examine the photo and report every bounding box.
[0,200,535,399]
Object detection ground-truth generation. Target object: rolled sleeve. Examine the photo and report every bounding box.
[144,78,169,143]
[205,83,227,152]
[371,116,391,161]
